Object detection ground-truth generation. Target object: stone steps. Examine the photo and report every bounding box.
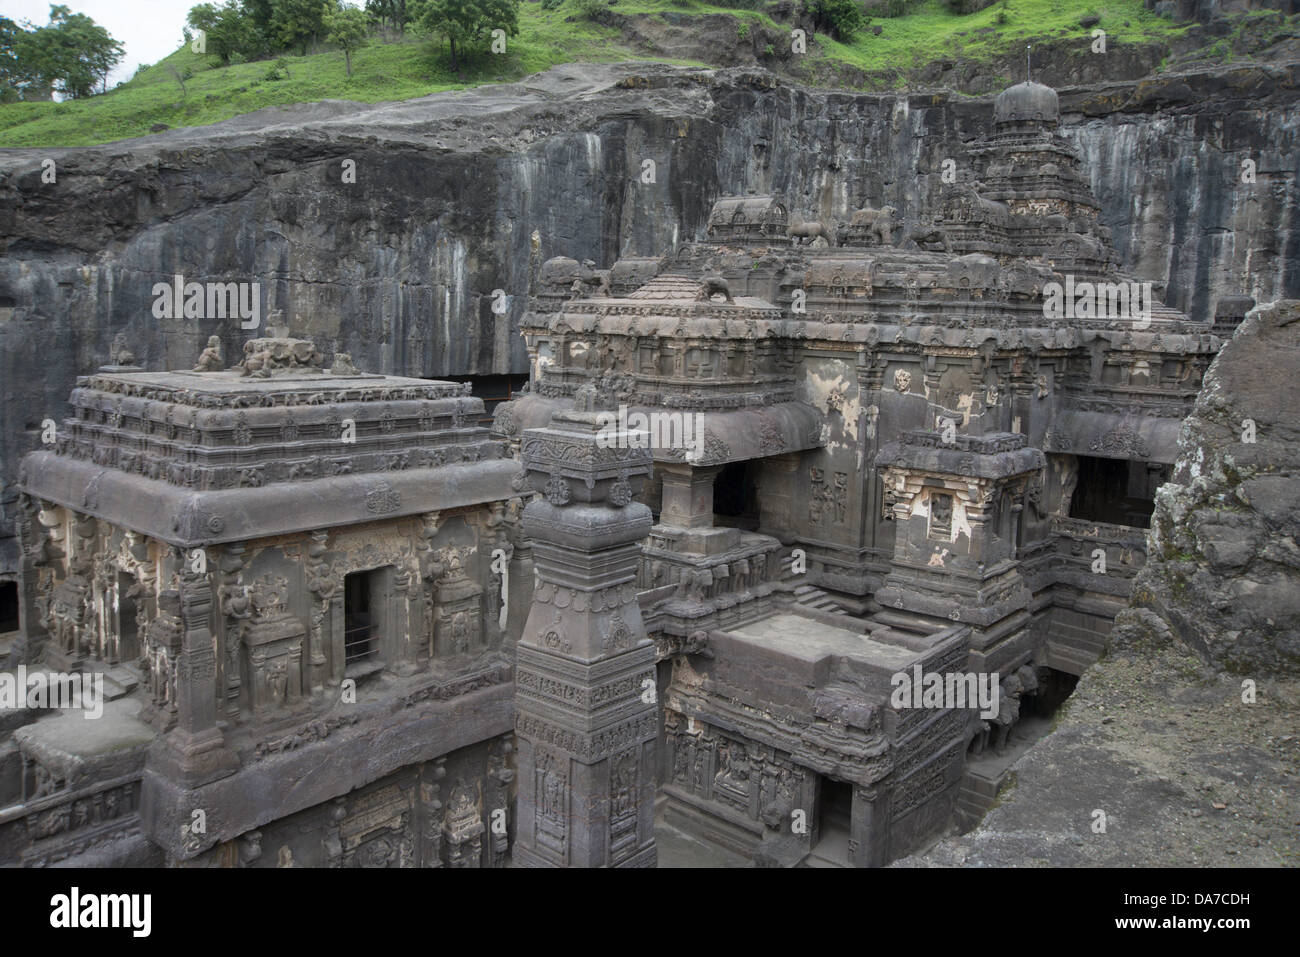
[953,767,1007,833]
[779,556,854,617]
[801,850,850,868]
[102,667,138,700]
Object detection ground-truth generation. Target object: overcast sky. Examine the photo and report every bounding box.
[7,0,206,87]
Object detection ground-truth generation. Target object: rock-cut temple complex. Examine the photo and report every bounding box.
[0,81,1254,867]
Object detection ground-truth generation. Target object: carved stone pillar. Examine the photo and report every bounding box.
[151,548,238,788]
[658,462,721,529]
[304,531,332,694]
[9,493,49,667]
[486,742,515,867]
[391,566,416,675]
[442,778,484,868]
[513,407,658,868]
[218,543,248,716]
[420,759,447,868]
[850,786,889,868]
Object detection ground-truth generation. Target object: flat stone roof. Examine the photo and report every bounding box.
[729,612,918,670]
[11,697,155,787]
[92,369,422,394]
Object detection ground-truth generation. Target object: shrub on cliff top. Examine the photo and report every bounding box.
[807,0,865,41]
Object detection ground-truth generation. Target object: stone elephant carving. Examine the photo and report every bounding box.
[847,204,898,245]
[788,220,837,247]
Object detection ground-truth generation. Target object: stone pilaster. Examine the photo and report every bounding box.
[8,493,49,667]
[658,463,720,529]
[151,548,239,788]
[512,405,658,867]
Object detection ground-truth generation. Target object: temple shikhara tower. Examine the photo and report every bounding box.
[1,80,1253,867]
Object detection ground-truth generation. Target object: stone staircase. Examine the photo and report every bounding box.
[779,555,855,617]
[801,837,852,868]
[953,764,1008,833]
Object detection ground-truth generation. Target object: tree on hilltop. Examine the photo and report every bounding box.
[325,5,369,76]
[413,0,519,72]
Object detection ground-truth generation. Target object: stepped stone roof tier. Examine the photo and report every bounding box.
[20,343,515,547]
[875,431,1046,480]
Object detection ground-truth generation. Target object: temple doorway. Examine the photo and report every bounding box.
[116,572,138,662]
[807,777,854,867]
[713,460,761,530]
[344,570,382,677]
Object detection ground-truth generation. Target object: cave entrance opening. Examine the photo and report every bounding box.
[713,460,761,531]
[443,374,530,426]
[1068,455,1170,528]
[957,666,1081,834]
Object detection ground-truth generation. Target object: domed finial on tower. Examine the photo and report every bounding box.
[994,78,1060,127]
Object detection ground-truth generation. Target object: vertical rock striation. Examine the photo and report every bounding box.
[1,63,1297,575]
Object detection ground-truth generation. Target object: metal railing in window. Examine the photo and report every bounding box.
[343,626,377,665]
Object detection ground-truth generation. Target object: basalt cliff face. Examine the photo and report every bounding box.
[0,61,1298,574]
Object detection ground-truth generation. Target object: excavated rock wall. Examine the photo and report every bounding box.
[0,63,1297,575]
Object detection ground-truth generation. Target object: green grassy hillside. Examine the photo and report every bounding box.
[0,0,1198,148]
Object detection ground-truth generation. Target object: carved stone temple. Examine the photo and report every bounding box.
[0,80,1254,867]
[4,339,525,867]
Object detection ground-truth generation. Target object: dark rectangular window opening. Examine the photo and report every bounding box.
[1068,456,1169,529]
[0,580,18,634]
[442,374,530,426]
[116,572,138,661]
[344,570,380,677]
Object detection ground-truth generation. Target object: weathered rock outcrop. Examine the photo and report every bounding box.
[898,647,1300,867]
[1,62,1298,575]
[1117,298,1300,675]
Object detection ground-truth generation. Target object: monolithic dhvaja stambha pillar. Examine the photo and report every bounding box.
[512,404,657,867]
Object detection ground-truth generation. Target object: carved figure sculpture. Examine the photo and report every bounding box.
[992,673,1024,754]
[193,336,223,372]
[331,352,361,376]
[902,224,953,253]
[848,205,897,245]
[698,275,733,302]
[112,332,137,367]
[788,220,836,247]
